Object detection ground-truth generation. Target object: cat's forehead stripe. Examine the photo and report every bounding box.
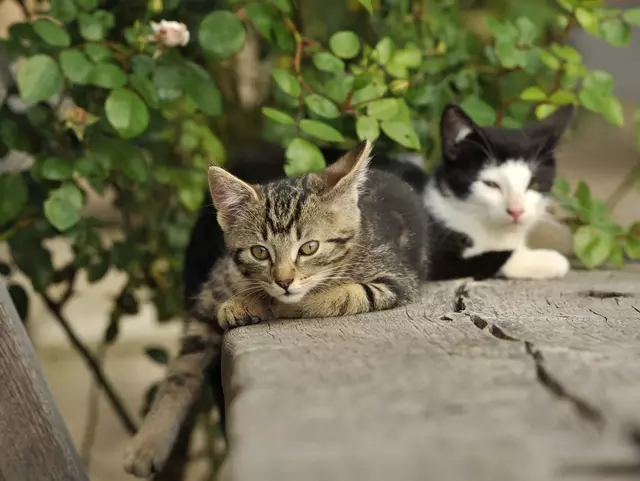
[263,179,309,238]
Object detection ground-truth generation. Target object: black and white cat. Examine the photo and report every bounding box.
[422,104,574,281]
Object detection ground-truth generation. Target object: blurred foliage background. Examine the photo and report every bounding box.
[0,0,639,478]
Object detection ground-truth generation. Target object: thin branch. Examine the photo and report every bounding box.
[40,277,138,435]
[80,343,106,467]
[606,162,640,212]
[15,0,32,20]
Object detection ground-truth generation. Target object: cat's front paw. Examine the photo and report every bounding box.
[501,248,570,280]
[124,429,174,478]
[218,297,270,330]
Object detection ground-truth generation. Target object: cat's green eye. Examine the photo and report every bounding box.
[529,180,540,191]
[299,241,319,256]
[250,245,270,260]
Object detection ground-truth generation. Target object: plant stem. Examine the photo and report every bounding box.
[80,343,106,467]
[40,282,138,435]
[606,161,640,212]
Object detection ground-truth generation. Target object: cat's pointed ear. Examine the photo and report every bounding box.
[208,166,260,230]
[526,105,574,158]
[317,140,372,201]
[526,104,574,141]
[440,104,478,158]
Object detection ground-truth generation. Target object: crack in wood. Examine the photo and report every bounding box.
[452,281,640,473]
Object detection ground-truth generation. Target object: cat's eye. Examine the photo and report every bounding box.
[299,241,319,256]
[529,180,541,190]
[250,245,270,261]
[482,180,500,189]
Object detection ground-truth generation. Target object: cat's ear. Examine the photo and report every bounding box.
[208,166,260,230]
[526,105,574,158]
[440,104,478,158]
[526,104,574,142]
[317,140,372,201]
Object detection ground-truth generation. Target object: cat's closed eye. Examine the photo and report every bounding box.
[481,180,500,190]
[299,241,319,256]
[250,245,270,261]
[528,180,541,190]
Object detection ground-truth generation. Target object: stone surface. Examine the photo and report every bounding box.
[221,267,640,481]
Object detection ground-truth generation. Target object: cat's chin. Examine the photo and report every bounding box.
[274,291,307,304]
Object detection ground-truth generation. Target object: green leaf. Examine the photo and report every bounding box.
[485,17,515,41]
[554,176,571,195]
[366,98,400,120]
[181,64,222,116]
[17,55,62,103]
[88,64,127,89]
[583,70,614,93]
[245,3,275,41]
[42,157,73,180]
[573,225,612,269]
[380,120,420,149]
[131,54,154,75]
[77,0,99,11]
[538,50,560,70]
[78,11,112,41]
[550,44,581,63]
[374,37,394,65]
[33,19,70,47]
[179,185,205,212]
[520,86,547,101]
[575,7,597,34]
[199,11,246,60]
[50,0,77,22]
[44,183,84,231]
[284,138,326,177]
[391,43,422,68]
[262,107,295,125]
[0,174,28,225]
[145,347,169,365]
[129,74,160,109]
[299,119,345,142]
[329,31,360,59]
[269,0,291,13]
[85,43,113,63]
[153,64,182,101]
[602,96,624,127]
[272,68,301,98]
[105,88,149,139]
[356,116,380,142]
[459,97,496,126]
[535,103,559,120]
[516,17,537,45]
[549,90,576,105]
[623,236,640,259]
[304,94,340,119]
[358,0,373,14]
[622,7,640,26]
[59,50,92,84]
[313,52,345,74]
[574,180,591,205]
[608,243,624,267]
[113,143,149,183]
[598,19,631,47]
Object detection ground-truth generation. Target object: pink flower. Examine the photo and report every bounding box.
[150,20,190,47]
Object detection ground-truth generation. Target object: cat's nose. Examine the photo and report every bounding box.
[506,207,523,222]
[276,278,293,290]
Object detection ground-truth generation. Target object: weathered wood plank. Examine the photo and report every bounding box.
[0,279,89,481]
[221,270,640,481]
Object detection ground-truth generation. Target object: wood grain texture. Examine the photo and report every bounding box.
[0,279,89,481]
[220,268,640,481]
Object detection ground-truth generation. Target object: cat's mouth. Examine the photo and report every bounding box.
[275,290,306,304]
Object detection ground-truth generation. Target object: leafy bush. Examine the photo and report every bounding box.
[0,0,639,474]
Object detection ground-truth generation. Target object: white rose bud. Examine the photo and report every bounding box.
[150,20,190,47]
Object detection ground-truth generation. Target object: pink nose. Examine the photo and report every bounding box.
[507,207,523,222]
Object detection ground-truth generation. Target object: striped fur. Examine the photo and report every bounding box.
[124,141,429,477]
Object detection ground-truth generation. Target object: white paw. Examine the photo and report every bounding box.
[124,429,174,478]
[501,248,570,280]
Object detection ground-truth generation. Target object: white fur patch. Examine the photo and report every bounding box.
[500,247,570,279]
[455,126,472,143]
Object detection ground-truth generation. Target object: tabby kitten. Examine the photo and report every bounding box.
[423,104,574,281]
[124,140,429,477]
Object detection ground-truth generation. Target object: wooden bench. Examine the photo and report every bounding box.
[220,267,640,481]
[0,279,88,481]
